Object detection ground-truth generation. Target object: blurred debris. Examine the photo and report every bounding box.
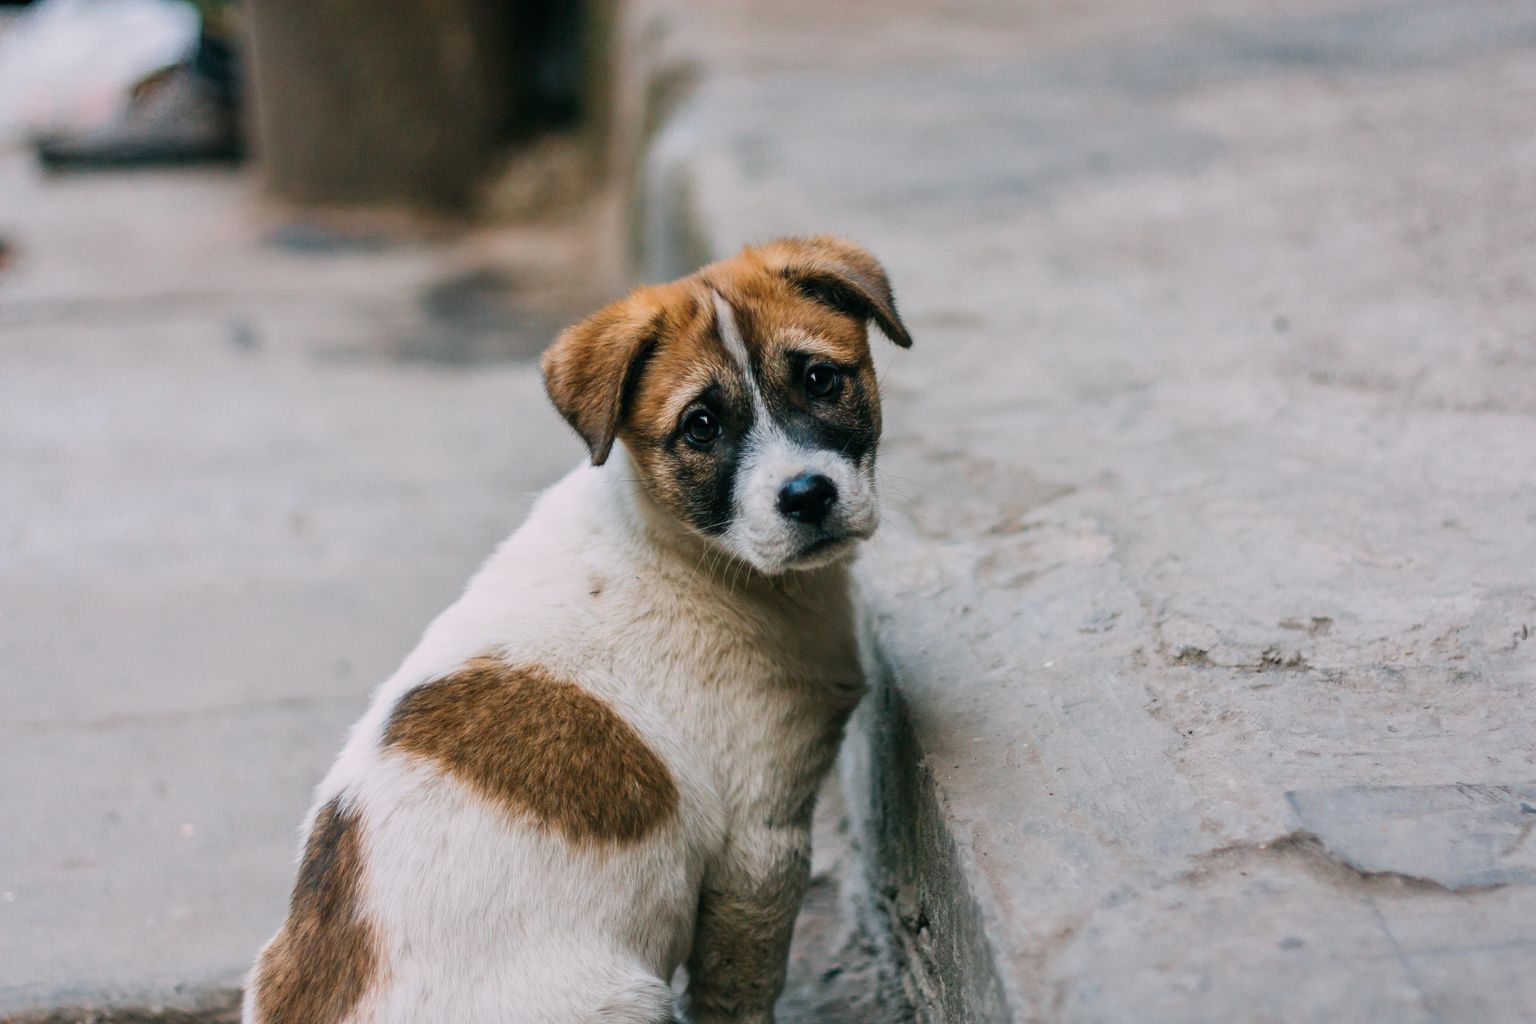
[399,267,561,365]
[481,132,595,222]
[263,222,392,257]
[33,59,240,170]
[226,316,258,351]
[0,0,197,143]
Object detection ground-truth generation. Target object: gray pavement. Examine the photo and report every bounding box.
[638,0,1536,1019]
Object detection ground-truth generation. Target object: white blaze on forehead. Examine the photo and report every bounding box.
[712,291,753,380]
[713,290,773,429]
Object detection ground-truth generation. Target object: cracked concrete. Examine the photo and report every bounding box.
[633,0,1536,1017]
[1288,784,1536,891]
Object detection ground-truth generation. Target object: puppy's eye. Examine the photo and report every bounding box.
[682,409,720,447]
[805,363,841,399]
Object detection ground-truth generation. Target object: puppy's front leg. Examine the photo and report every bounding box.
[684,823,812,1024]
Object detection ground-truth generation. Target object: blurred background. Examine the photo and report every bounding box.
[3,0,1534,1021]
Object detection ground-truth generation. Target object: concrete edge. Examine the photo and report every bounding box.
[605,0,710,279]
[846,642,1016,1024]
[0,979,242,1024]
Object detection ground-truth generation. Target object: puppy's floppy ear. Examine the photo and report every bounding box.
[763,235,913,349]
[541,294,662,466]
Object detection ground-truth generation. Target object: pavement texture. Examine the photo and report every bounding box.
[635,0,1536,1020]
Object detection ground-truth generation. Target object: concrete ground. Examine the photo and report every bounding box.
[637,0,1536,1019]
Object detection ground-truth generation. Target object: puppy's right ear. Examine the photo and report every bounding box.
[542,294,663,466]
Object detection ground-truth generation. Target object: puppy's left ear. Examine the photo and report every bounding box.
[763,235,913,349]
[542,293,662,466]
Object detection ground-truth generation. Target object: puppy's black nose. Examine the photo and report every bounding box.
[777,473,838,526]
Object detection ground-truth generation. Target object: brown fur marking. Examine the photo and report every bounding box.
[540,236,909,538]
[541,288,703,465]
[384,658,679,843]
[757,234,913,349]
[251,798,379,1024]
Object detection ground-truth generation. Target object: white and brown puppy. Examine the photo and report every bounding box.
[243,236,912,1024]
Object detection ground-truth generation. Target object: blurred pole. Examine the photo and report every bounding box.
[246,0,573,210]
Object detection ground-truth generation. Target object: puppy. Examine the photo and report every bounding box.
[243,236,912,1024]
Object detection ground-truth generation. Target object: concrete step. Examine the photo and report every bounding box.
[628,1,1536,1019]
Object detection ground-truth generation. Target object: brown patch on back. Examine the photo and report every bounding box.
[250,798,379,1024]
[383,658,679,843]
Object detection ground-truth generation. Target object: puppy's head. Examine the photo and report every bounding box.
[543,236,911,574]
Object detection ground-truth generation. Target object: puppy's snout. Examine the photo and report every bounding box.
[776,473,838,526]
